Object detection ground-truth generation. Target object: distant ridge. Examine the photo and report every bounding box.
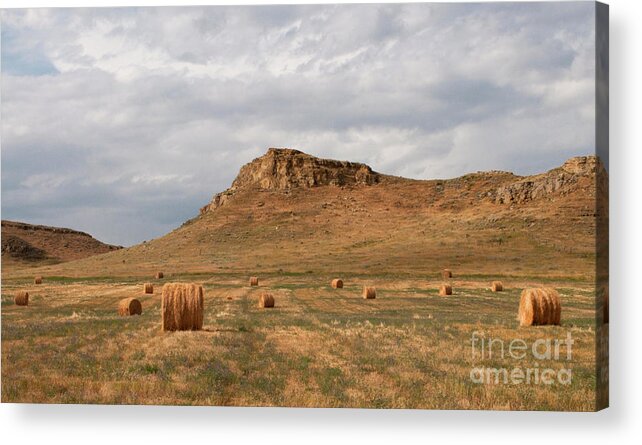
[201,147,604,213]
[1,220,121,266]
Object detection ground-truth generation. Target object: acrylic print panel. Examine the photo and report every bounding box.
[0,2,608,411]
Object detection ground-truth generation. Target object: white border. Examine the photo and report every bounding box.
[2,0,641,443]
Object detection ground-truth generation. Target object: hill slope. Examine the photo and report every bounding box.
[4,148,606,279]
[1,220,121,268]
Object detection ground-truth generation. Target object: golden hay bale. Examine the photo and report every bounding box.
[439,283,452,296]
[144,283,154,294]
[258,293,275,308]
[118,298,142,316]
[331,279,344,289]
[14,291,29,306]
[34,276,43,285]
[518,288,561,326]
[155,272,164,279]
[161,283,204,331]
[545,287,562,325]
[249,276,259,286]
[518,289,537,326]
[491,281,503,292]
[441,269,452,279]
[362,286,376,299]
[536,288,552,324]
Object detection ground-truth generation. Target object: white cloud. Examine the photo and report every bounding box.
[20,173,67,189]
[130,174,192,185]
[1,3,597,245]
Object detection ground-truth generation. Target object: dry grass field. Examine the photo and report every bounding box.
[1,272,603,410]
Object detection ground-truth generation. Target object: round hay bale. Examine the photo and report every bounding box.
[155,272,164,279]
[249,276,259,286]
[14,291,29,306]
[362,286,376,299]
[118,298,142,316]
[439,283,452,296]
[258,293,275,308]
[34,276,43,285]
[518,289,538,326]
[331,279,344,289]
[535,288,551,324]
[544,288,561,325]
[144,283,154,294]
[441,269,453,280]
[161,283,204,331]
[518,288,561,326]
[491,281,503,292]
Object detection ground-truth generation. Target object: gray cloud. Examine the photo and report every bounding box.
[1,3,597,245]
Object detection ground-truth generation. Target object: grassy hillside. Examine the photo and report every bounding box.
[1,220,121,270]
[2,152,599,281]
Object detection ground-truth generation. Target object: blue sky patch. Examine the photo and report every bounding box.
[1,27,59,76]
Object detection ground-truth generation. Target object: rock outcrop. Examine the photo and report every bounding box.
[493,156,603,205]
[560,156,600,176]
[1,235,47,261]
[201,148,379,213]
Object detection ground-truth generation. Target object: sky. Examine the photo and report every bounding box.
[1,2,599,246]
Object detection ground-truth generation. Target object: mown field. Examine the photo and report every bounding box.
[1,272,602,410]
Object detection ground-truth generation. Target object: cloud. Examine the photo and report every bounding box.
[1,3,597,245]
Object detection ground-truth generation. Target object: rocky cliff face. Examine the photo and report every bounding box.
[233,148,379,190]
[560,156,601,176]
[493,156,603,205]
[201,148,379,213]
[1,235,47,261]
